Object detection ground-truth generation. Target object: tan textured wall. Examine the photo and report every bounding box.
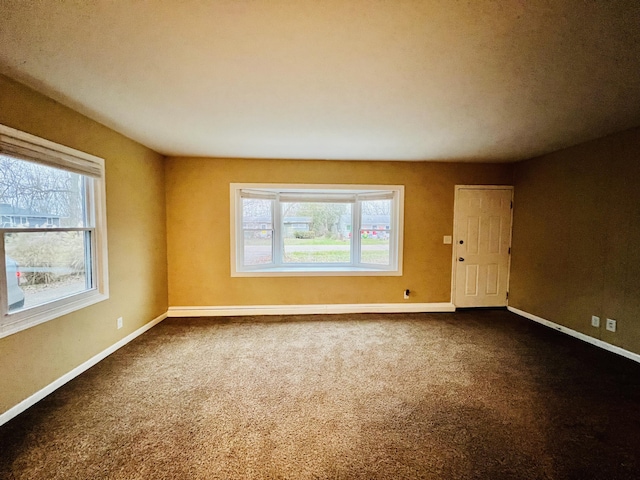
[510,127,640,355]
[0,75,168,414]
[166,158,513,307]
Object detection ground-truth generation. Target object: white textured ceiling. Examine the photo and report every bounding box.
[1,1,639,162]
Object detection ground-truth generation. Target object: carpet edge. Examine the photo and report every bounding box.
[508,306,640,364]
[0,311,168,426]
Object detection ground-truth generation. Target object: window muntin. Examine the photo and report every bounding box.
[0,124,108,338]
[231,184,403,276]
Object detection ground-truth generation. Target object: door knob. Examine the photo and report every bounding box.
[459,257,465,262]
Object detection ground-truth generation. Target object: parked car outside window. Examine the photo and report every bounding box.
[6,255,25,311]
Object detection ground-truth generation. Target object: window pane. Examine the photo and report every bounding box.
[242,198,272,229]
[282,202,351,264]
[243,230,273,265]
[360,230,391,265]
[361,200,391,229]
[0,155,88,228]
[360,199,392,265]
[5,231,91,312]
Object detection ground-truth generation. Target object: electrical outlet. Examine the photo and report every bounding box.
[591,315,600,328]
[605,318,616,332]
[403,289,410,300]
[117,317,123,329]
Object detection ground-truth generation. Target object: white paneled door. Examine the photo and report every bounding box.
[453,187,513,307]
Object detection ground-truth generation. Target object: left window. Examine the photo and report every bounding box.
[0,124,108,338]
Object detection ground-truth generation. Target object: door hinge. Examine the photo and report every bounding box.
[508,247,511,254]
[510,201,513,209]
[506,291,509,300]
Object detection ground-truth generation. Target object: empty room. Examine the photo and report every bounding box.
[1,1,639,479]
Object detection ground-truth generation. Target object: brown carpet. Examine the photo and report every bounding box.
[1,309,639,479]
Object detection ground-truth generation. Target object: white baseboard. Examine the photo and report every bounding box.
[508,306,640,364]
[168,302,456,317]
[0,312,167,427]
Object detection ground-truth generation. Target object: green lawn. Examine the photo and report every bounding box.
[284,237,349,246]
[245,235,390,265]
[284,250,389,264]
[284,251,350,263]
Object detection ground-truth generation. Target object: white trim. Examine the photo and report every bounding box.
[0,312,167,427]
[168,302,455,317]
[450,185,513,307]
[230,267,403,277]
[0,290,109,339]
[508,306,640,364]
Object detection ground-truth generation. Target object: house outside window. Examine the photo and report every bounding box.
[231,184,404,276]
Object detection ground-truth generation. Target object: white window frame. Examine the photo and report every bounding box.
[0,124,109,338]
[230,183,404,277]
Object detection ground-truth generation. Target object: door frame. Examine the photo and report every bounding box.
[450,185,514,308]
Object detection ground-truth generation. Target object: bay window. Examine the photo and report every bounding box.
[231,184,403,276]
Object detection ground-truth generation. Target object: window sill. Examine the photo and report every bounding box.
[232,266,402,277]
[0,289,109,339]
